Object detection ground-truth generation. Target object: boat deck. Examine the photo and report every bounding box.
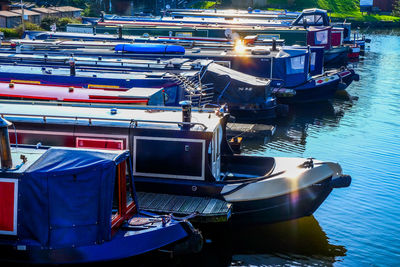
[137,192,231,223]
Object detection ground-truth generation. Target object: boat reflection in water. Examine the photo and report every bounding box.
[241,100,355,154]
[168,216,346,267]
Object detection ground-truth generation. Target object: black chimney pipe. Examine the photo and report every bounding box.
[179,100,192,130]
[0,117,13,169]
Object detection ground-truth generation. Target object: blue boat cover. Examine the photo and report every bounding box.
[270,48,309,87]
[17,147,130,249]
[115,43,185,54]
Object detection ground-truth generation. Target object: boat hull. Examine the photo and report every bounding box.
[229,176,333,225]
[0,219,191,264]
[134,175,336,225]
[275,69,356,104]
[324,46,350,67]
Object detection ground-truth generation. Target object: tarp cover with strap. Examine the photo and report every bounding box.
[18,147,129,249]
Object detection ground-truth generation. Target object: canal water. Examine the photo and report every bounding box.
[222,31,400,266]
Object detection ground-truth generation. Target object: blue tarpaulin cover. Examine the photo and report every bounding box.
[18,147,130,249]
[115,43,185,54]
[271,47,325,87]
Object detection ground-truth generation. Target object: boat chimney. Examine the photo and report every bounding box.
[179,100,192,131]
[271,37,277,51]
[69,54,76,76]
[118,25,123,39]
[0,117,13,169]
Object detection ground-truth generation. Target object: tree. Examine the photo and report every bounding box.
[393,0,400,17]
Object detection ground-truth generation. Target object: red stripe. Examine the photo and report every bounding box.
[63,98,148,104]
[0,182,15,232]
[157,36,229,42]
[0,93,58,101]
[88,95,146,100]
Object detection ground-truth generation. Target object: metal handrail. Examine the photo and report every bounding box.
[1,113,208,131]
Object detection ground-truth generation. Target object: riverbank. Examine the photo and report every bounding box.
[207,0,400,28]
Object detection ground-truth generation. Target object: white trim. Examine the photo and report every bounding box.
[0,178,18,236]
[133,136,206,181]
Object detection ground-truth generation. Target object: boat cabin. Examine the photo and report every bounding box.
[292,8,330,27]
[1,103,228,184]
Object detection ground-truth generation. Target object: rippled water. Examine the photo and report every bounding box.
[230,32,400,266]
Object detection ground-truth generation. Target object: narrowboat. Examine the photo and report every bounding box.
[0,101,352,225]
[0,117,202,264]
[0,60,280,121]
[165,8,300,20]
[99,12,291,28]
[65,23,309,46]
[0,42,358,104]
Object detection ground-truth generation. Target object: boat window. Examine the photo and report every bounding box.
[300,15,324,25]
[286,55,306,75]
[315,30,328,45]
[112,174,120,220]
[310,52,316,71]
[125,161,134,207]
[210,125,222,180]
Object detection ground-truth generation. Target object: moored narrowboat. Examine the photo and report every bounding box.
[0,102,352,225]
[0,117,202,264]
[0,41,358,104]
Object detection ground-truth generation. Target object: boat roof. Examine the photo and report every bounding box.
[102,14,290,27]
[0,82,161,101]
[0,63,200,80]
[73,21,305,32]
[5,40,301,60]
[0,102,224,132]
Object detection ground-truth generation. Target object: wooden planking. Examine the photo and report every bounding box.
[137,191,231,222]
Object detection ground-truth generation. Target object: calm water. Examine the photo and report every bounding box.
[226,32,400,266]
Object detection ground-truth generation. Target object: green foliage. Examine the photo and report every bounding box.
[191,1,219,9]
[0,22,44,38]
[15,22,44,36]
[392,0,400,17]
[0,27,20,38]
[81,2,102,17]
[40,16,80,30]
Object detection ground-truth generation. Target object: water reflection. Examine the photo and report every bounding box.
[170,216,346,267]
[242,100,355,155]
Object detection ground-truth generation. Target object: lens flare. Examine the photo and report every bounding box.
[234,40,246,54]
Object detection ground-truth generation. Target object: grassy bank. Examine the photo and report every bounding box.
[318,0,400,22]
[197,0,400,23]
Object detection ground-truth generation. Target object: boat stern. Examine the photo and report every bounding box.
[220,156,351,224]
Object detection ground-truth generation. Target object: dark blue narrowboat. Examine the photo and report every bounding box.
[0,118,202,264]
[0,102,352,225]
[0,41,358,104]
